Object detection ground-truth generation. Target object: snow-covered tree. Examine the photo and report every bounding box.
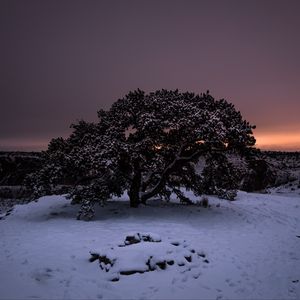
[27,89,256,219]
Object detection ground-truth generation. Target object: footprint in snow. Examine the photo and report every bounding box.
[32,268,53,283]
[225,278,236,287]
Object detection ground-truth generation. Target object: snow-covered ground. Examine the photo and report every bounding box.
[0,190,299,299]
[267,178,300,198]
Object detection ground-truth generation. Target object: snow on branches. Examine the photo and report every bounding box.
[26,89,256,219]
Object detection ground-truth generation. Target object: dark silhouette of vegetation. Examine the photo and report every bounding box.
[26,89,257,220]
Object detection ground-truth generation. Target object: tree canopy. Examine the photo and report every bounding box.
[27,89,256,220]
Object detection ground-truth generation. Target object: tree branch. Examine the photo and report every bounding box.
[140,145,206,203]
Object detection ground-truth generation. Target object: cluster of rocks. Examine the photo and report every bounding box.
[89,233,209,282]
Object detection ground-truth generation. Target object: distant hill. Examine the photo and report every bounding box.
[0,151,42,186]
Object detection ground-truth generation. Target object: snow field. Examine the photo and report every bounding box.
[0,191,299,299]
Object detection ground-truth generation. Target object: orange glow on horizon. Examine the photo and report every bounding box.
[255,132,300,151]
[1,132,300,152]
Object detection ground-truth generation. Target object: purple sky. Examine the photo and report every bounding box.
[1,0,300,151]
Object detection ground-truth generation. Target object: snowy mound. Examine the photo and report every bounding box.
[90,232,208,281]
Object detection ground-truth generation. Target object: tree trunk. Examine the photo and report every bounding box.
[128,164,141,208]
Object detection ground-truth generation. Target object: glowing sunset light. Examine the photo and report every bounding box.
[255,132,300,151]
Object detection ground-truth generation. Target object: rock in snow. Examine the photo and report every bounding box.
[90,233,207,281]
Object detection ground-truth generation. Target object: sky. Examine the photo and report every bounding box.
[1,0,300,151]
